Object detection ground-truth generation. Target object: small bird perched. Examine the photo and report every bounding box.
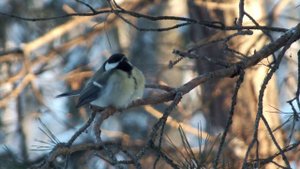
[57,53,145,109]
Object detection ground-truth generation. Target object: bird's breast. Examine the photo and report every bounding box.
[91,70,136,109]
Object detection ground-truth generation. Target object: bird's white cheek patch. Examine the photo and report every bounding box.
[93,81,103,88]
[105,62,119,71]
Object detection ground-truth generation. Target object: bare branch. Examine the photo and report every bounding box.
[243,23,300,168]
[214,71,245,167]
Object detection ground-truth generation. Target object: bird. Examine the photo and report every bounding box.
[57,53,145,109]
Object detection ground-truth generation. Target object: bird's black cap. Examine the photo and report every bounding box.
[106,53,133,74]
[107,53,126,63]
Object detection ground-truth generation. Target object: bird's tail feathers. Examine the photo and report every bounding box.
[56,90,81,98]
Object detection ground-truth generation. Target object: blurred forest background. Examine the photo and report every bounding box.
[0,0,300,169]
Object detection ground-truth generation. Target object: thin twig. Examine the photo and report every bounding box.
[0,7,288,32]
[260,115,291,168]
[92,108,121,168]
[76,0,97,13]
[214,71,245,168]
[237,0,245,27]
[136,92,182,161]
[67,110,97,146]
[256,140,300,166]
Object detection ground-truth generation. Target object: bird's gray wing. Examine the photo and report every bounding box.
[76,82,100,107]
[76,69,110,107]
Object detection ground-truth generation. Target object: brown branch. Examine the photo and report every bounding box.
[145,84,175,92]
[130,23,300,108]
